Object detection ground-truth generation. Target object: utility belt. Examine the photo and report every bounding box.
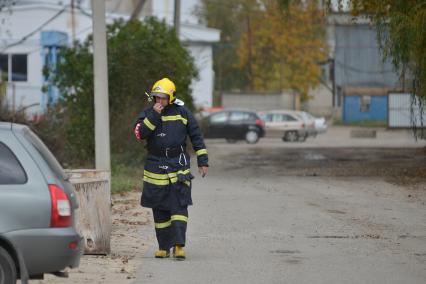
[148,146,186,158]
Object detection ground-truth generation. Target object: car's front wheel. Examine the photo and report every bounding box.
[0,247,17,284]
[283,131,299,142]
[245,130,260,144]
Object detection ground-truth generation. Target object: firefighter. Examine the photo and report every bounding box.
[133,78,208,260]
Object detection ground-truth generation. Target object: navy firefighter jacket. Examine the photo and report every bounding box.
[134,103,208,210]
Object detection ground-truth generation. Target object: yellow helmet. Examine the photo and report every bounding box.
[151,78,176,103]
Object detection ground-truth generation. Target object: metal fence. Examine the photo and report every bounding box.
[388,93,425,128]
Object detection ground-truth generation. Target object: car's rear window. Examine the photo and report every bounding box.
[22,129,68,181]
[230,111,255,122]
[0,141,28,184]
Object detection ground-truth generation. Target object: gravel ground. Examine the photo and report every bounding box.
[34,127,425,284]
[34,192,152,284]
[134,139,425,284]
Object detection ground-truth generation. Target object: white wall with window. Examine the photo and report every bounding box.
[0,3,93,117]
[0,1,219,118]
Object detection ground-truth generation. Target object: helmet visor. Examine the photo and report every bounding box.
[151,92,168,99]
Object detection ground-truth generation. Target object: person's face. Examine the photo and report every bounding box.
[155,96,169,107]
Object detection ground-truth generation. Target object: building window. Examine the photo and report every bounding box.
[11,54,27,81]
[0,53,28,82]
[0,54,8,81]
[360,95,371,112]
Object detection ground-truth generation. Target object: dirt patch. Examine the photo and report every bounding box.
[221,147,426,189]
[36,191,150,284]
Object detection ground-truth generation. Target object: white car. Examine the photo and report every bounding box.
[314,116,327,134]
[293,111,317,137]
[294,111,328,136]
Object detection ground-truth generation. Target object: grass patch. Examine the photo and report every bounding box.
[111,163,143,194]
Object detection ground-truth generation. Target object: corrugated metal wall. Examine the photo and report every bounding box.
[388,93,425,128]
[334,25,400,88]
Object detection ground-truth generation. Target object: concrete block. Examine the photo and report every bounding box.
[350,129,377,138]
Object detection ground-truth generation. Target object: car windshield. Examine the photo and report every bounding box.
[259,113,270,122]
[22,128,68,181]
[302,112,315,119]
[294,113,306,121]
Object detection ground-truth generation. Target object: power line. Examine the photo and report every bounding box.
[335,59,395,74]
[0,6,67,53]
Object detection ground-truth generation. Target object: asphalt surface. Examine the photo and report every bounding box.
[134,128,426,284]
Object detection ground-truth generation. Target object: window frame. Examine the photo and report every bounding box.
[0,141,28,185]
[0,53,28,82]
[0,53,8,82]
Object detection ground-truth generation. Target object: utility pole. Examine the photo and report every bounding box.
[71,0,76,43]
[130,0,147,21]
[91,0,111,172]
[174,0,181,38]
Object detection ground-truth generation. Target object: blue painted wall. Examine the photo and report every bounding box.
[343,95,388,123]
[40,31,68,110]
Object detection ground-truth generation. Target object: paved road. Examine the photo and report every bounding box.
[135,131,426,284]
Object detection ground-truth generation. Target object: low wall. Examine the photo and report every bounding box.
[66,169,111,255]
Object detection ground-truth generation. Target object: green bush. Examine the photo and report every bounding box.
[49,17,198,167]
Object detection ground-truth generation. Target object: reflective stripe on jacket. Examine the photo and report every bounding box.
[133,104,208,209]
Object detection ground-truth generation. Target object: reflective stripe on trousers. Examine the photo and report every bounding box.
[153,208,188,250]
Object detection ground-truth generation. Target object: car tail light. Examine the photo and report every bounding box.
[255,118,264,127]
[49,184,72,228]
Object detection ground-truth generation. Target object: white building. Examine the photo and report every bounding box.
[0,0,220,117]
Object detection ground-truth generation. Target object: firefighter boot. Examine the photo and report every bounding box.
[154,249,170,258]
[173,245,186,259]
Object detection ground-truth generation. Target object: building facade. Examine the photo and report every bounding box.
[0,0,219,117]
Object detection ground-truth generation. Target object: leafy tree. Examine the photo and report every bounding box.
[195,0,251,92]
[197,0,328,100]
[237,0,328,100]
[50,17,198,166]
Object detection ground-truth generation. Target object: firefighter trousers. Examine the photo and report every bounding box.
[153,206,188,250]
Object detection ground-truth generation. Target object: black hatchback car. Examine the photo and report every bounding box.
[201,110,265,144]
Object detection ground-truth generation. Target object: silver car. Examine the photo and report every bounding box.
[258,110,309,142]
[0,122,83,283]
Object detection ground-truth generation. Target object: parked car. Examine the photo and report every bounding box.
[258,110,311,142]
[0,122,83,283]
[293,111,317,137]
[201,109,265,144]
[313,116,328,135]
[295,111,328,136]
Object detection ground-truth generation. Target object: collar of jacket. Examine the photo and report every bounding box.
[163,103,176,112]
